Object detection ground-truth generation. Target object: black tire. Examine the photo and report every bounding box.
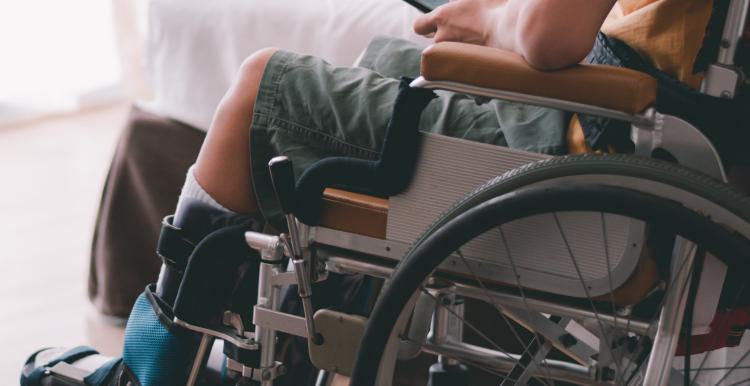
[350,155,750,386]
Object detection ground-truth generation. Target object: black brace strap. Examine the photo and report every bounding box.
[156,215,195,267]
[292,78,437,226]
[22,347,99,386]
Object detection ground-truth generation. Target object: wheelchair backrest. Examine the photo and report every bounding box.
[738,5,750,81]
[701,0,749,96]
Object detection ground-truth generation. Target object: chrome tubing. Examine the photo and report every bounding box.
[326,256,650,335]
[186,334,215,386]
[256,262,281,377]
[285,215,304,258]
[454,282,650,336]
[718,0,750,65]
[641,239,698,386]
[284,217,320,344]
[245,231,285,260]
[422,341,609,386]
[398,291,436,360]
[409,77,656,126]
[292,256,319,343]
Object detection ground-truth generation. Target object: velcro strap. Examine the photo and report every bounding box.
[83,358,122,386]
[156,215,195,267]
[143,283,190,335]
[22,346,99,386]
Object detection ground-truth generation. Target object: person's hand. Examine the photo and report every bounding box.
[413,0,506,46]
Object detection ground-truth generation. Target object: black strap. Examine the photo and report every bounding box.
[22,346,99,386]
[142,283,194,336]
[292,78,437,226]
[83,358,122,386]
[173,225,257,327]
[156,215,195,267]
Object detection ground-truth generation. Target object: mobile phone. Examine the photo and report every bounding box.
[403,0,449,13]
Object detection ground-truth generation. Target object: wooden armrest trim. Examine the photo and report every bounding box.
[420,42,657,115]
[319,188,388,239]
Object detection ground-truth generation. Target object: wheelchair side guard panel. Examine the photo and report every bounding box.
[385,133,646,299]
[632,114,727,183]
[308,309,368,377]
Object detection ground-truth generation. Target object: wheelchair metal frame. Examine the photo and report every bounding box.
[176,2,749,385]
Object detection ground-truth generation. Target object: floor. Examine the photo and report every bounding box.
[0,104,129,384]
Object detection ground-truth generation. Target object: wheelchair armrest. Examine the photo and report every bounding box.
[320,188,388,239]
[420,42,657,115]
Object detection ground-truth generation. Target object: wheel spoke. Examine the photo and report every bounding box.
[453,247,556,386]
[601,212,634,386]
[622,241,699,385]
[418,287,520,385]
[350,159,750,386]
[497,226,561,385]
[714,349,750,385]
[727,375,750,386]
[640,239,699,385]
[553,213,628,384]
[683,248,706,386]
[402,333,524,382]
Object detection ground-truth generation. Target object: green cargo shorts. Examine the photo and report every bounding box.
[249,36,567,229]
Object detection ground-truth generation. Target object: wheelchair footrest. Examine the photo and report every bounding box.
[20,346,123,386]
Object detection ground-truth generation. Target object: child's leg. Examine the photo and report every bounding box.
[192,47,279,215]
[155,48,279,303]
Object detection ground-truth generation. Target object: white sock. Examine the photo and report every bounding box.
[174,166,234,225]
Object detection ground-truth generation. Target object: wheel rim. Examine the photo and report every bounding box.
[352,185,750,386]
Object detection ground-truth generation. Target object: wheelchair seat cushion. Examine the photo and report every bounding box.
[420,41,657,115]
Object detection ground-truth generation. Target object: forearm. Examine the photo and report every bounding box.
[485,1,523,54]
[414,0,614,70]
[488,0,616,70]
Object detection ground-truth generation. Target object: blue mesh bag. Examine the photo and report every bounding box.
[20,346,122,386]
[122,285,201,386]
[21,223,259,386]
[19,286,201,386]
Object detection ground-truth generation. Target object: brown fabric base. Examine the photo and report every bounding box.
[88,106,206,318]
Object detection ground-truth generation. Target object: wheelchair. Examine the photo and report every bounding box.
[22,1,750,386]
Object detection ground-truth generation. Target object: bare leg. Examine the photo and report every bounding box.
[194,47,279,215]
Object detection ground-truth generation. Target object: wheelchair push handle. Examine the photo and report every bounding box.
[268,156,297,215]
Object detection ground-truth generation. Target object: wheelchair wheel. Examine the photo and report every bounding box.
[350,155,750,386]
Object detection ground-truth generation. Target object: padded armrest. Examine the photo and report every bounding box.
[420,42,657,115]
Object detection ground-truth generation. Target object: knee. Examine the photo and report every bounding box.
[238,47,279,79]
[233,48,280,97]
[221,47,280,110]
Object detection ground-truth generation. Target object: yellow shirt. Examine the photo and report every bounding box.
[567,0,715,154]
[604,0,714,88]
